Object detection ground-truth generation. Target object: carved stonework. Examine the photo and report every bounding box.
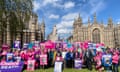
[70,13,120,48]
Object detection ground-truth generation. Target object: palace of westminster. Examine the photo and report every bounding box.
[1,12,120,48]
[0,13,45,47]
[67,13,120,48]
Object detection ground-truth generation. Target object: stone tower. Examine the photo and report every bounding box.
[41,18,45,41]
[6,17,11,45]
[30,14,37,42]
[48,25,58,42]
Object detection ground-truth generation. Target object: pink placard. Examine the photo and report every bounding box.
[40,54,47,65]
[27,60,35,71]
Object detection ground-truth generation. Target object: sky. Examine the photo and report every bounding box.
[33,0,120,39]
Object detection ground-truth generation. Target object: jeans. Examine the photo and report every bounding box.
[112,63,119,72]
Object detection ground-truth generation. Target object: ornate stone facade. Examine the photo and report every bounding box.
[71,13,120,48]
[0,13,45,47]
[48,25,58,42]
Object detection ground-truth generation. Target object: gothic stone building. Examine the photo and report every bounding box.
[0,13,45,47]
[69,13,120,48]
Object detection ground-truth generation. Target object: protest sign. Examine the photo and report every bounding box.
[102,54,112,67]
[0,62,24,72]
[6,53,14,62]
[34,41,40,47]
[88,43,94,49]
[27,60,35,71]
[23,43,28,49]
[40,54,47,65]
[28,42,34,49]
[13,41,21,49]
[74,59,82,69]
[54,61,63,72]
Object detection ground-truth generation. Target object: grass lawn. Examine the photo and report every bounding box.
[23,67,120,72]
[24,68,95,72]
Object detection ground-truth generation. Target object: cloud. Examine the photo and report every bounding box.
[56,12,78,34]
[89,0,105,14]
[62,13,78,21]
[33,0,106,38]
[64,1,75,9]
[49,14,59,19]
[56,20,74,29]
[33,0,41,12]
[57,28,72,34]
[43,0,58,6]
[116,19,120,24]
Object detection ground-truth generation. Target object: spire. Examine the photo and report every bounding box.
[108,17,113,24]
[88,17,90,26]
[41,17,45,27]
[108,17,113,27]
[78,13,80,19]
[93,12,97,24]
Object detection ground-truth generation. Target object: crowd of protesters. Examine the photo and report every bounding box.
[0,42,120,72]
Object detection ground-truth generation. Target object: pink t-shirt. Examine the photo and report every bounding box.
[112,54,119,64]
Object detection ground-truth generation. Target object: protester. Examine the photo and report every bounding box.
[84,49,93,70]
[112,50,119,72]
[102,50,112,72]
[0,40,120,72]
[65,50,73,68]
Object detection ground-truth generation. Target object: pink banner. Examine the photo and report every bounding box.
[45,40,55,49]
[40,54,47,65]
[2,44,9,50]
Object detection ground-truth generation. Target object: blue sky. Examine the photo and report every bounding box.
[33,0,120,39]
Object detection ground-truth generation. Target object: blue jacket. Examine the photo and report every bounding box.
[65,52,73,60]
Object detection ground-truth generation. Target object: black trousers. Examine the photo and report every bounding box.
[66,59,73,68]
[86,59,92,70]
[112,63,119,72]
[48,58,53,67]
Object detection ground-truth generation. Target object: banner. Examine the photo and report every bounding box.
[23,43,28,49]
[0,62,24,72]
[54,61,63,72]
[40,54,47,65]
[13,41,21,49]
[28,42,34,49]
[74,59,82,69]
[27,60,35,71]
[2,44,9,50]
[34,41,40,47]
[45,40,55,49]
[88,43,95,49]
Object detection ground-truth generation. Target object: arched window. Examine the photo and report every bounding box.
[92,28,100,43]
